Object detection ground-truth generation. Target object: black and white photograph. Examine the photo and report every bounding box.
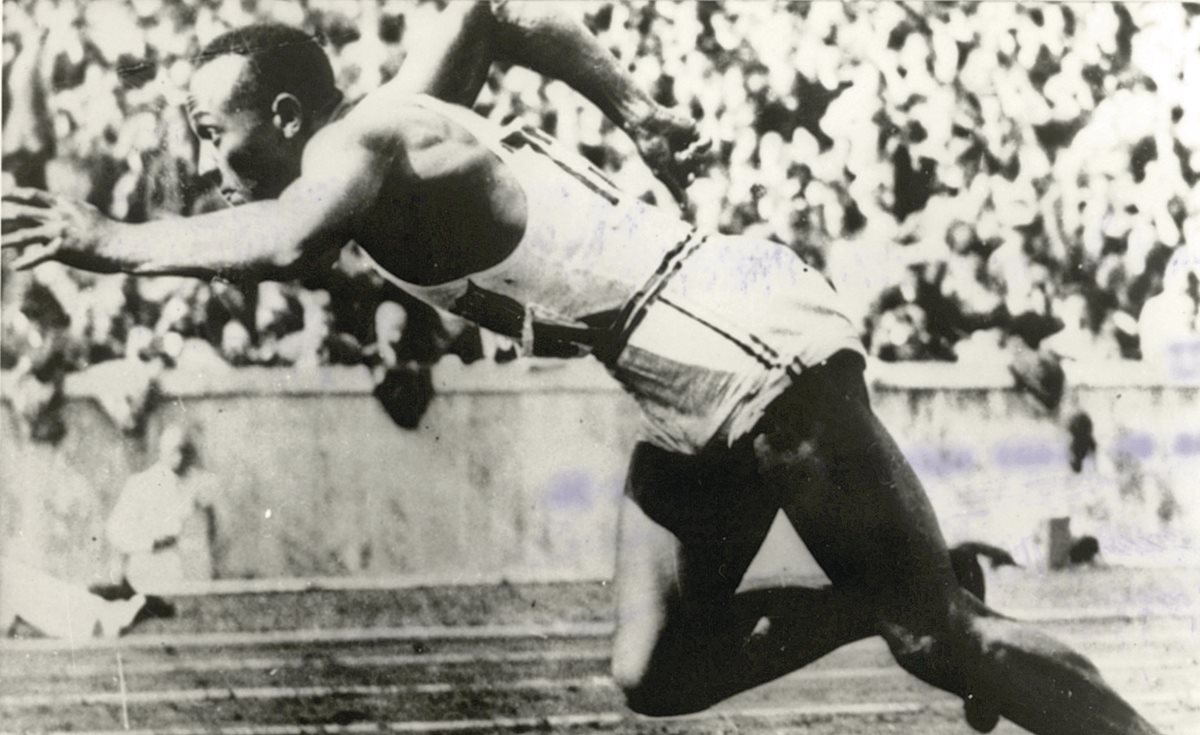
[1,1,1197,733]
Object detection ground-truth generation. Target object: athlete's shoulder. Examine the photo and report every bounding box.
[310,100,394,151]
[337,92,464,152]
[299,98,414,175]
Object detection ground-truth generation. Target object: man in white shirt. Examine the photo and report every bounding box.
[106,425,217,591]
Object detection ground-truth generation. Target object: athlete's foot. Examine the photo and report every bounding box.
[963,693,1001,733]
[629,106,712,206]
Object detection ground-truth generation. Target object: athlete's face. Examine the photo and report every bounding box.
[187,56,303,205]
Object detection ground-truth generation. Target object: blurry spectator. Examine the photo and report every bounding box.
[369,300,408,370]
[438,312,490,364]
[152,285,229,371]
[4,281,72,442]
[5,364,65,442]
[368,301,434,429]
[1139,244,1200,377]
[988,235,1064,350]
[76,324,160,434]
[1042,291,1122,362]
[105,425,218,591]
[1009,346,1067,412]
[252,281,305,365]
[1068,535,1102,566]
[2,3,53,188]
[273,289,362,368]
[3,0,1200,373]
[867,262,956,361]
[871,302,935,362]
[220,319,254,365]
[1067,411,1098,474]
[954,327,1007,365]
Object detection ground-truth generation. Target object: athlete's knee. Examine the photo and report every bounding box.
[611,656,658,714]
[610,616,661,713]
[877,600,982,689]
[611,629,707,716]
[611,650,675,716]
[882,620,952,681]
[613,664,704,716]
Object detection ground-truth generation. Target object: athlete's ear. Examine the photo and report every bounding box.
[271,93,304,139]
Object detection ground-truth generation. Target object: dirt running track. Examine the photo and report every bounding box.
[2,567,1198,734]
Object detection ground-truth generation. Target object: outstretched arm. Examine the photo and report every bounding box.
[2,127,389,280]
[386,1,707,204]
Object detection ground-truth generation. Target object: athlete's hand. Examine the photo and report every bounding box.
[2,187,114,270]
[629,106,712,207]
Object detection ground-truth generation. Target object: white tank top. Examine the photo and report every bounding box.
[359,95,696,359]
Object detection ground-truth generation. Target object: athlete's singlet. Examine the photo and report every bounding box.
[363,95,864,455]
[363,94,696,359]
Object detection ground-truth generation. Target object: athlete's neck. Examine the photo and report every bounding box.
[310,89,348,133]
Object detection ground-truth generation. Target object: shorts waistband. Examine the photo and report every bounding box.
[754,349,869,434]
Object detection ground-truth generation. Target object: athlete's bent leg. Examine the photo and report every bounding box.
[752,351,1162,735]
[610,441,875,715]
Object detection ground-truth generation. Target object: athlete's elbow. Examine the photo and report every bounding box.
[260,246,304,279]
[489,0,558,36]
[261,241,336,281]
[209,247,304,283]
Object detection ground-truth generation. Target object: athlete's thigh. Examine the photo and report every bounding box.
[612,440,777,667]
[752,354,956,617]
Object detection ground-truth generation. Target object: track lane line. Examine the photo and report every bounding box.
[0,622,615,653]
[3,608,1195,654]
[2,646,1195,682]
[2,655,1195,709]
[0,675,617,708]
[17,689,1197,735]
[0,647,613,677]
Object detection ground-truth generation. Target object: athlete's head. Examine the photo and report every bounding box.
[188,24,342,205]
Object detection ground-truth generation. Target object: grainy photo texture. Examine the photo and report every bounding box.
[1,2,1197,733]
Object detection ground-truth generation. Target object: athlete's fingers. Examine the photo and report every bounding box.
[2,225,59,249]
[2,187,56,206]
[1,201,52,225]
[11,238,62,270]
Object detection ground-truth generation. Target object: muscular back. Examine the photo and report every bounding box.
[306,99,529,286]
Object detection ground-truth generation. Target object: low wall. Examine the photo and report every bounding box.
[2,359,1197,586]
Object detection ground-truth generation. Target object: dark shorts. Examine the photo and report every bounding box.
[624,349,868,540]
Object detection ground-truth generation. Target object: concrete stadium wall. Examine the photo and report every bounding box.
[2,359,1197,587]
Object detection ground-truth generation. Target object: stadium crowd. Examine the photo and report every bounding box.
[2,1,1199,438]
